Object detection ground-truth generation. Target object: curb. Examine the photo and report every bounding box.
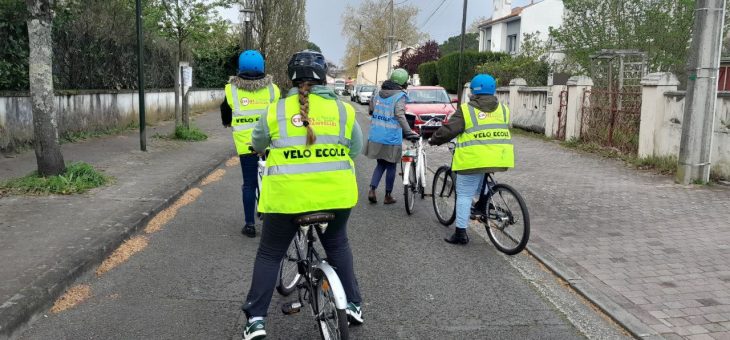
[525,242,661,340]
[0,149,234,340]
[424,160,659,340]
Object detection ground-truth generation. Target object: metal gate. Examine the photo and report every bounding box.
[556,90,568,140]
[580,88,642,154]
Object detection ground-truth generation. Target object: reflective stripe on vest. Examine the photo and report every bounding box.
[452,103,514,171]
[368,92,405,145]
[266,160,352,176]
[272,99,349,148]
[227,83,279,155]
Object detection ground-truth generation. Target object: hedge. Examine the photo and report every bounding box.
[417,61,439,86]
[476,56,550,87]
[436,51,509,93]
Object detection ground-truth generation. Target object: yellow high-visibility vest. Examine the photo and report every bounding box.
[452,102,514,171]
[258,93,358,214]
[225,83,280,155]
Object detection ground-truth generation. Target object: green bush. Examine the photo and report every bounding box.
[0,162,111,195]
[436,51,509,93]
[174,125,208,141]
[476,56,550,87]
[417,61,439,86]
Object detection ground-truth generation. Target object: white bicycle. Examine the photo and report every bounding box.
[401,118,442,215]
[250,146,266,220]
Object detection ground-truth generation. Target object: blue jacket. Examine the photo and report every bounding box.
[369,92,406,145]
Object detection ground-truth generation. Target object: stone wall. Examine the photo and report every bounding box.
[0,89,224,151]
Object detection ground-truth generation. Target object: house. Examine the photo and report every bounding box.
[355,45,415,86]
[477,0,564,55]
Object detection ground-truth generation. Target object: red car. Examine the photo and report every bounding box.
[404,86,458,136]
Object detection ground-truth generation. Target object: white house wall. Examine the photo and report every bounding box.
[519,0,564,41]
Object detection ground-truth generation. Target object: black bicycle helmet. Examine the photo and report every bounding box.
[287,50,328,85]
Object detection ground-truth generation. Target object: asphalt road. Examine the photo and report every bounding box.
[17,98,626,340]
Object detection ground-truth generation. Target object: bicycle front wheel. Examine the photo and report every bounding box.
[276,232,303,296]
[484,184,530,255]
[314,275,349,340]
[404,162,417,215]
[432,166,456,226]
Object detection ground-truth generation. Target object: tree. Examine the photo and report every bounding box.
[438,33,479,56]
[395,40,440,75]
[307,41,322,52]
[148,0,232,128]
[250,0,308,87]
[551,0,695,78]
[0,0,29,91]
[468,16,488,33]
[341,0,426,75]
[26,0,65,176]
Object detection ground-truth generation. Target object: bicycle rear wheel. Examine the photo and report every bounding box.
[484,184,530,255]
[404,162,417,215]
[314,275,349,340]
[276,232,303,296]
[432,166,456,226]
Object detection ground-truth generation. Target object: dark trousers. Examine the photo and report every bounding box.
[242,209,362,317]
[369,159,397,194]
[240,154,259,226]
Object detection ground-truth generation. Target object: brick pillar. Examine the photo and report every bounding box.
[565,76,593,140]
[638,73,680,158]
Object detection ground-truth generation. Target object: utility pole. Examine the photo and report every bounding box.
[676,0,726,184]
[358,24,362,64]
[456,0,468,103]
[386,0,394,76]
[135,0,146,151]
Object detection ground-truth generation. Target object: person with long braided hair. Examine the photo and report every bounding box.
[240,50,364,340]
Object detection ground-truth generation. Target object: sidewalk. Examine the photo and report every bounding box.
[427,136,730,339]
[0,111,235,338]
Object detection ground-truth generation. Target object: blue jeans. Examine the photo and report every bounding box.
[370,159,397,193]
[240,154,259,226]
[455,173,485,229]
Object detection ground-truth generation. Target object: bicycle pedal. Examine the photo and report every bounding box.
[281,301,302,315]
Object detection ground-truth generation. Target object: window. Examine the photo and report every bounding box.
[507,34,518,54]
[486,39,492,51]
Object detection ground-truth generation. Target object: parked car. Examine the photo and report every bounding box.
[357,85,376,104]
[334,79,347,96]
[403,86,458,136]
[350,85,363,102]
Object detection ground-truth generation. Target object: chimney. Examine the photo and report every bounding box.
[493,0,513,19]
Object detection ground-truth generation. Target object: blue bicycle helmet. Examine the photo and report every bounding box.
[470,74,497,95]
[238,50,265,75]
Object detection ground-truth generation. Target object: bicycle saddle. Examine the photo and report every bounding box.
[293,212,336,225]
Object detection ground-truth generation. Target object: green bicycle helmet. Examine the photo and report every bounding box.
[390,68,409,86]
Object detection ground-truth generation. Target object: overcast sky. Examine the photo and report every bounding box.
[221,0,534,65]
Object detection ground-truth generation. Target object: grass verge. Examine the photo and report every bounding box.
[61,123,139,144]
[0,162,111,196]
[172,125,208,141]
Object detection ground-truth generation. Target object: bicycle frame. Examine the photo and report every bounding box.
[293,224,348,311]
[402,136,427,190]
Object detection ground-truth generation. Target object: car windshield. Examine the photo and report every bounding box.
[407,89,450,104]
[361,86,376,93]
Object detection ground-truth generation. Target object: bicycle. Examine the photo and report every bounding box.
[276,212,350,340]
[250,146,266,220]
[432,142,530,255]
[401,118,441,215]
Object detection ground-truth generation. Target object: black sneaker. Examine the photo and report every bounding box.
[242,224,256,238]
[242,319,266,340]
[346,302,363,325]
[445,228,469,245]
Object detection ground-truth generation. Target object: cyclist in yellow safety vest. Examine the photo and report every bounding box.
[428,74,514,245]
[221,50,281,238]
[240,50,364,340]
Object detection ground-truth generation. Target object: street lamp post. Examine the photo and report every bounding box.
[240,7,254,50]
[135,0,146,151]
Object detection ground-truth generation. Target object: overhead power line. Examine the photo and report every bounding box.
[420,0,450,29]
